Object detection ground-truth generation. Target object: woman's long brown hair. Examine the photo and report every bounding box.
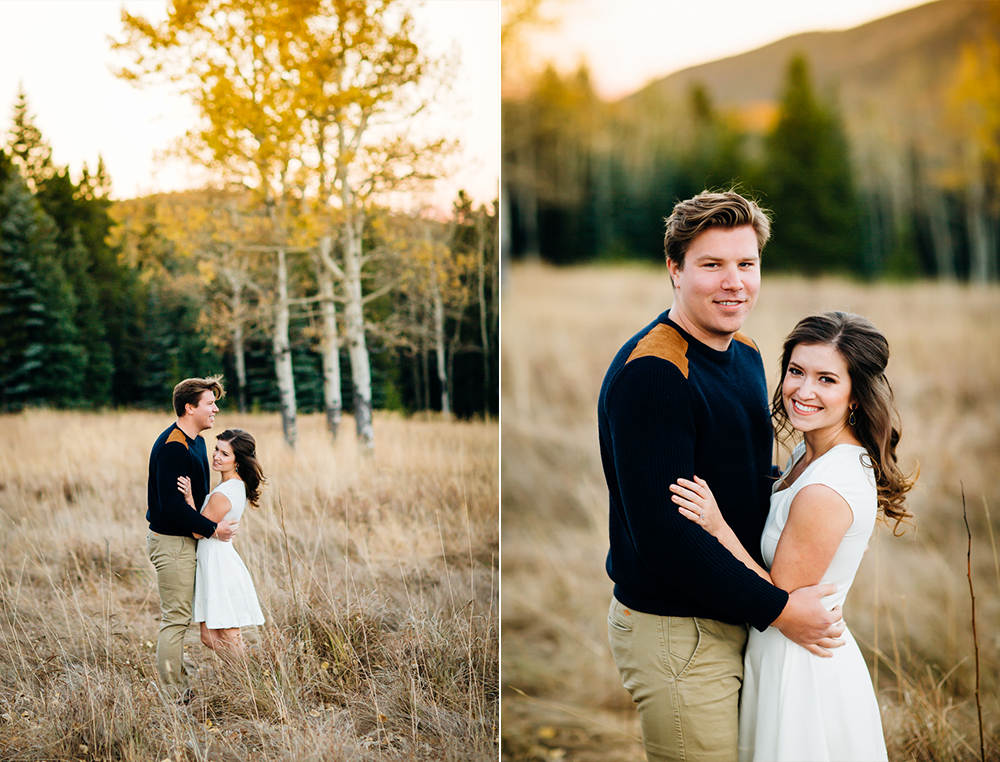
[217,428,266,508]
[770,311,916,533]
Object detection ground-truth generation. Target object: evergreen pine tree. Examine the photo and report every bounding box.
[677,85,748,200]
[35,168,117,404]
[764,55,863,275]
[0,147,13,191]
[8,87,54,193]
[67,228,115,402]
[0,174,85,408]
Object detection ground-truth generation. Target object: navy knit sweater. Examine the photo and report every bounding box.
[146,423,218,538]
[598,310,788,632]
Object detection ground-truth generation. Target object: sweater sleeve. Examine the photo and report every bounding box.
[605,357,788,631]
[155,441,219,538]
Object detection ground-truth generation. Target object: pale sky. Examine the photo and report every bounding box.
[519,0,934,100]
[0,0,499,208]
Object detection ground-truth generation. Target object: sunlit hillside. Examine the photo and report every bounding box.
[501,261,1000,761]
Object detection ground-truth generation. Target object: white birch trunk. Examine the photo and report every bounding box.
[431,263,450,417]
[966,149,995,284]
[476,210,490,417]
[273,247,298,446]
[224,270,249,414]
[317,236,343,438]
[233,304,248,413]
[922,182,957,281]
[343,215,374,452]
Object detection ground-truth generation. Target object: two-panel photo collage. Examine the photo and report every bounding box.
[1,1,998,760]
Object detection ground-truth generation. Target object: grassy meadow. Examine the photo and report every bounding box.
[0,410,498,761]
[501,261,1000,761]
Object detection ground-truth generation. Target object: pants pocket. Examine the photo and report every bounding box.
[608,598,634,633]
[665,615,702,679]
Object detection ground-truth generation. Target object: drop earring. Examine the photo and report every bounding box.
[849,404,857,427]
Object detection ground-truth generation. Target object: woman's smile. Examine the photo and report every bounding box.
[781,343,853,436]
[790,399,822,415]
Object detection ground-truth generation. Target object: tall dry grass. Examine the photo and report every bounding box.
[0,410,498,761]
[501,261,1000,762]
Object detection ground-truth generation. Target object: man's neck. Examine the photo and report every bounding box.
[667,307,734,352]
[175,418,202,441]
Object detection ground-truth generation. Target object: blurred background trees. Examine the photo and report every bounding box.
[502,0,1000,283]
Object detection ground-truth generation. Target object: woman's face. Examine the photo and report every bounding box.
[781,342,854,435]
[212,438,237,473]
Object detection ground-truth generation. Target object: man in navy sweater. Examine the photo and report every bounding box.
[600,191,844,762]
[146,375,238,701]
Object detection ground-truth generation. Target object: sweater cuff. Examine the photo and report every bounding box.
[752,586,790,632]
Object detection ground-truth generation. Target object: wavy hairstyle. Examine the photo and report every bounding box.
[663,188,772,269]
[770,311,916,533]
[173,375,225,417]
[217,428,266,508]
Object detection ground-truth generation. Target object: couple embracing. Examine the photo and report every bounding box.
[145,376,266,703]
[600,190,915,761]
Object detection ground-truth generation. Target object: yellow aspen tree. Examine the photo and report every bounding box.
[948,8,1000,283]
[156,189,270,413]
[286,0,453,452]
[113,0,452,451]
[113,0,311,445]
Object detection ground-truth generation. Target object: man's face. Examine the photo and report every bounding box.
[666,225,760,350]
[186,390,219,433]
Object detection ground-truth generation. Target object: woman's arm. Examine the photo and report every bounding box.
[671,476,772,582]
[673,474,849,656]
[178,478,234,539]
[201,492,233,525]
[672,478,854,590]
[769,484,853,591]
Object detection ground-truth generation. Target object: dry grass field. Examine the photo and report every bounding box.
[501,261,1000,761]
[0,410,498,761]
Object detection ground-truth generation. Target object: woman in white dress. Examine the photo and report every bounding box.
[669,311,915,762]
[179,428,266,656]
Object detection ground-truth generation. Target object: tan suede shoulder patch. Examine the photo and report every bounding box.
[166,428,189,450]
[625,324,689,378]
[733,332,758,352]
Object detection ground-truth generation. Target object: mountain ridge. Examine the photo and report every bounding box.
[623,0,992,124]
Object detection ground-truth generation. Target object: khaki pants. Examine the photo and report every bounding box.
[608,596,748,762]
[147,531,197,699]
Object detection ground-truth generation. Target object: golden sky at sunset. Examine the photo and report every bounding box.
[514,0,932,100]
[0,0,499,208]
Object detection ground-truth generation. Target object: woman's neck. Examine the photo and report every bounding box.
[801,426,861,464]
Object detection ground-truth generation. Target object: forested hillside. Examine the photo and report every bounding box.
[503,0,1000,282]
[0,1,500,438]
[0,90,498,424]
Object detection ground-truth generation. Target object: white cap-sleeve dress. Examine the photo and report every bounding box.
[192,478,265,629]
[738,442,887,762]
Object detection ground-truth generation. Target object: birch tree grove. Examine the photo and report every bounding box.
[113,0,452,451]
[114,0,307,445]
[289,0,452,452]
[948,17,1000,284]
